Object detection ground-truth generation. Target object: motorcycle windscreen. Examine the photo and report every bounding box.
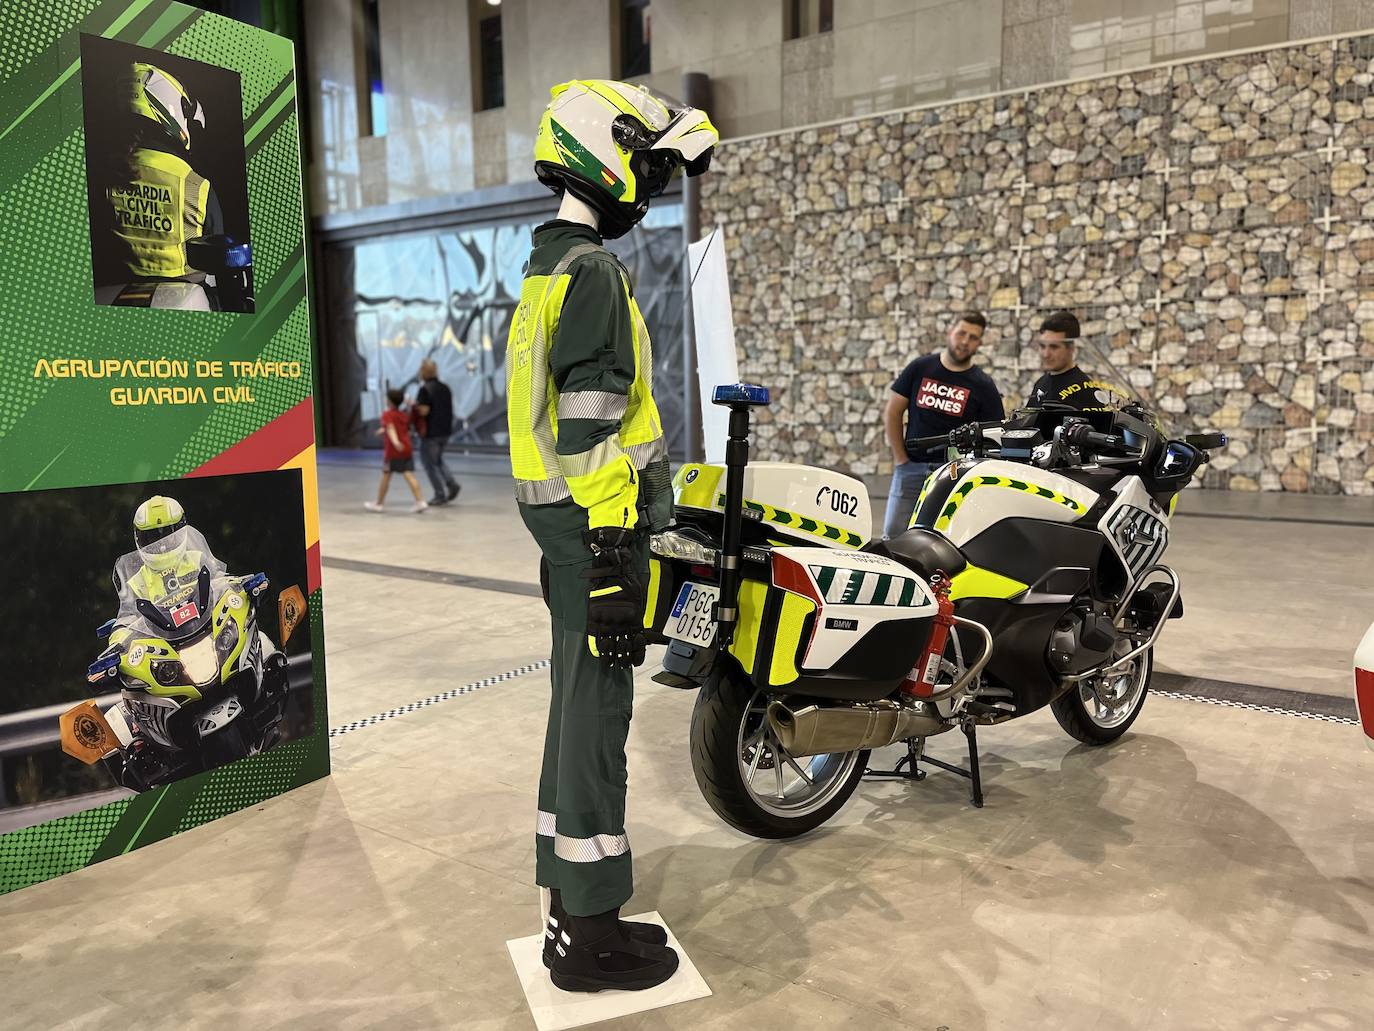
[111,525,230,640]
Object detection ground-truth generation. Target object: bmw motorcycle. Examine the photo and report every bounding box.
[60,533,287,791]
[644,384,1225,839]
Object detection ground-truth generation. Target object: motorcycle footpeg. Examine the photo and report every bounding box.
[963,699,1014,719]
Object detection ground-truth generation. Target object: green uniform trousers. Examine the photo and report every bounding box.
[533,526,648,917]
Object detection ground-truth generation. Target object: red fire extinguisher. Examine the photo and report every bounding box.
[901,571,954,698]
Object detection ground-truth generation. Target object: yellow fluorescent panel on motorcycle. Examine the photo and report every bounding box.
[643,558,663,630]
[728,578,769,676]
[769,592,815,687]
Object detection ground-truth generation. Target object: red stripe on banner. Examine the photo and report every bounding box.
[1356,668,1374,744]
[189,399,316,477]
[306,541,322,594]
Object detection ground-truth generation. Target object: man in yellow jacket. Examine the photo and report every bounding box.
[506,79,716,993]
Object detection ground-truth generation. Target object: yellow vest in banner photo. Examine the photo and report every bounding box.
[109,147,210,279]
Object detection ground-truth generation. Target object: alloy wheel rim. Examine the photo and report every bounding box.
[736,690,859,818]
[1078,654,1148,729]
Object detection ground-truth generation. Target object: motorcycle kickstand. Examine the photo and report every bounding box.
[864,737,926,781]
[894,719,985,808]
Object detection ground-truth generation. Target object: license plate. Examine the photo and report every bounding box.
[664,581,719,647]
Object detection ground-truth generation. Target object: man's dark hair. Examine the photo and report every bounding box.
[1040,310,1080,339]
[956,310,987,330]
[386,387,405,407]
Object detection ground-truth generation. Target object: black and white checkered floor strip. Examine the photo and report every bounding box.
[328,660,551,738]
[324,663,1359,740]
[1152,689,1359,726]
[1151,672,1358,725]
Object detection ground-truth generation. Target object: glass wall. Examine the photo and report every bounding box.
[321,202,687,456]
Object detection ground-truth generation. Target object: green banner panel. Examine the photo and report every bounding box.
[0,0,329,896]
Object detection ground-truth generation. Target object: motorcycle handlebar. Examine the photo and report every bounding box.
[906,420,1002,452]
[1063,423,1127,453]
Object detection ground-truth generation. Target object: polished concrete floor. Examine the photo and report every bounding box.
[2,452,1371,1030]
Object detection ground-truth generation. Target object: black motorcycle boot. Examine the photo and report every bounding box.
[547,908,679,993]
[542,889,668,969]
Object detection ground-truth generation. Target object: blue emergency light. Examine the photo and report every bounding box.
[711,383,771,407]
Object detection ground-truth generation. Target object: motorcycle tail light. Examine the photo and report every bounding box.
[651,530,719,566]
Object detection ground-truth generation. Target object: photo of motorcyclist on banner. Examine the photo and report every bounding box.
[80,34,255,313]
[505,78,717,995]
[0,472,314,836]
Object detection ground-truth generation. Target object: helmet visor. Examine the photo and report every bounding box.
[137,525,188,570]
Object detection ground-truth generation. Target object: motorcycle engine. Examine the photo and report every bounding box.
[1047,603,1120,675]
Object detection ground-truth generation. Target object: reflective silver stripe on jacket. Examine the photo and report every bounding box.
[537,810,557,837]
[558,436,628,479]
[514,436,667,505]
[557,390,628,422]
[554,831,631,864]
[625,437,666,467]
[515,478,574,505]
[526,243,602,480]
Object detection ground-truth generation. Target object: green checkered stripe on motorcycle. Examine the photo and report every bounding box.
[935,475,1087,531]
[720,495,864,548]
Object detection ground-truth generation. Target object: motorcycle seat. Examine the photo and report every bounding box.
[866,527,967,580]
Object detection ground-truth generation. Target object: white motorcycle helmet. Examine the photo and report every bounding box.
[533,79,718,239]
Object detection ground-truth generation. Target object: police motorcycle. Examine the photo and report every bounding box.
[60,528,288,791]
[645,382,1225,838]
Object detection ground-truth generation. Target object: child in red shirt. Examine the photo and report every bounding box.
[364,388,428,513]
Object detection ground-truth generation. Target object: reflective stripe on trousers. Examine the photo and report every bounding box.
[537,810,631,863]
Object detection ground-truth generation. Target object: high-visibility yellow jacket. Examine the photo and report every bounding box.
[506,221,671,534]
[108,146,210,279]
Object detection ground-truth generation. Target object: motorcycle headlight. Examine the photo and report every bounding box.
[215,619,240,661]
[151,659,182,687]
[650,531,719,566]
[179,637,221,686]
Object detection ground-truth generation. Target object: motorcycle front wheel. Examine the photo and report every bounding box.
[1051,646,1153,745]
[689,665,867,839]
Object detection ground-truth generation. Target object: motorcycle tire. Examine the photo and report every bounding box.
[689,665,868,839]
[1050,646,1153,745]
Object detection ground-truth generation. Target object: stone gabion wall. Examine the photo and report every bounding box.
[701,35,1374,494]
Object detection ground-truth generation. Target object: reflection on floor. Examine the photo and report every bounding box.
[1,453,1369,1030]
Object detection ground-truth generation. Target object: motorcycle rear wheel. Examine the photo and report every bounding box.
[689,665,867,839]
[1051,646,1152,745]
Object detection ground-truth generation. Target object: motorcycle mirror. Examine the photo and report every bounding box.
[96,618,117,640]
[1185,431,1228,450]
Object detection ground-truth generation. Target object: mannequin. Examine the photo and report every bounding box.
[556,190,600,231]
[507,77,717,994]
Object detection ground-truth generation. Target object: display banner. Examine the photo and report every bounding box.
[0,0,328,895]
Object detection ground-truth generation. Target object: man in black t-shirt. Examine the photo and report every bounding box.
[415,359,461,506]
[1025,310,1124,412]
[882,311,1004,537]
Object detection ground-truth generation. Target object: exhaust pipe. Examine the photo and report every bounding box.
[767,699,946,757]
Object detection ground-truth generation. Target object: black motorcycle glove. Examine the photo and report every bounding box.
[581,527,647,669]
